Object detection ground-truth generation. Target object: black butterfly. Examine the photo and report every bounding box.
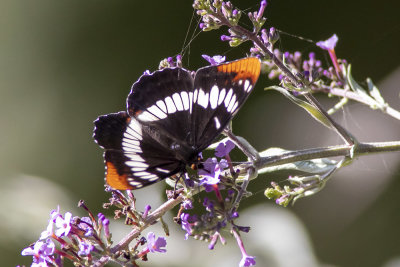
[93,57,261,190]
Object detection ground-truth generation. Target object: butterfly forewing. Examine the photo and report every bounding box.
[127,68,195,148]
[191,57,261,150]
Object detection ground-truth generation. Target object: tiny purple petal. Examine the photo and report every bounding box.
[215,140,235,157]
[257,0,267,19]
[78,240,94,256]
[202,54,226,65]
[218,159,229,169]
[54,212,72,237]
[39,219,54,240]
[103,218,110,238]
[231,211,239,219]
[147,232,167,253]
[240,255,256,267]
[180,213,192,240]
[182,199,193,210]
[316,34,338,51]
[143,205,151,219]
[220,35,232,41]
[198,157,222,186]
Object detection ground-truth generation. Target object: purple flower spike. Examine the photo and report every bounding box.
[316,34,338,51]
[215,140,235,157]
[202,54,226,65]
[146,232,167,253]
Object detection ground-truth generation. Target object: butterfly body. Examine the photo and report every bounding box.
[94,57,261,190]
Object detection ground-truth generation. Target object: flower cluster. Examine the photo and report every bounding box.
[174,140,256,266]
[194,0,268,48]
[21,202,167,266]
[158,55,183,69]
[263,34,347,89]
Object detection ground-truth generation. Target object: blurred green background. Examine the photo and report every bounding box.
[1,0,400,266]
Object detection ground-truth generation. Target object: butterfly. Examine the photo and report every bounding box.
[93,57,261,190]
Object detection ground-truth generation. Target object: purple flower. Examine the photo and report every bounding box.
[39,221,54,240]
[103,218,110,239]
[142,205,151,219]
[77,217,93,236]
[220,35,232,42]
[39,207,61,239]
[78,240,94,256]
[198,158,221,187]
[21,238,55,266]
[180,213,193,240]
[54,212,72,237]
[182,199,193,210]
[232,227,256,267]
[202,54,226,65]
[146,232,167,253]
[257,0,267,20]
[240,255,256,267]
[215,140,235,157]
[316,34,338,51]
[316,34,341,74]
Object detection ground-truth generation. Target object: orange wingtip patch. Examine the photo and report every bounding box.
[105,161,134,190]
[217,57,261,84]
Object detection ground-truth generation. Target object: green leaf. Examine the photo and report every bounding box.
[346,65,376,106]
[257,147,338,175]
[265,86,333,129]
[367,78,386,106]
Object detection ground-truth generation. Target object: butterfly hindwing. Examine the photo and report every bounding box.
[93,111,184,190]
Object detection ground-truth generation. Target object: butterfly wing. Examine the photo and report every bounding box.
[94,58,261,190]
[191,57,261,150]
[93,111,185,190]
[126,68,196,155]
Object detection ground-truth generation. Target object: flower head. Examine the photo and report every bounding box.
[146,232,167,253]
[78,240,94,256]
[198,158,221,188]
[54,212,72,237]
[215,140,235,157]
[77,217,94,237]
[202,54,226,65]
[316,34,338,51]
[21,238,55,266]
[180,213,193,240]
[240,255,256,267]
